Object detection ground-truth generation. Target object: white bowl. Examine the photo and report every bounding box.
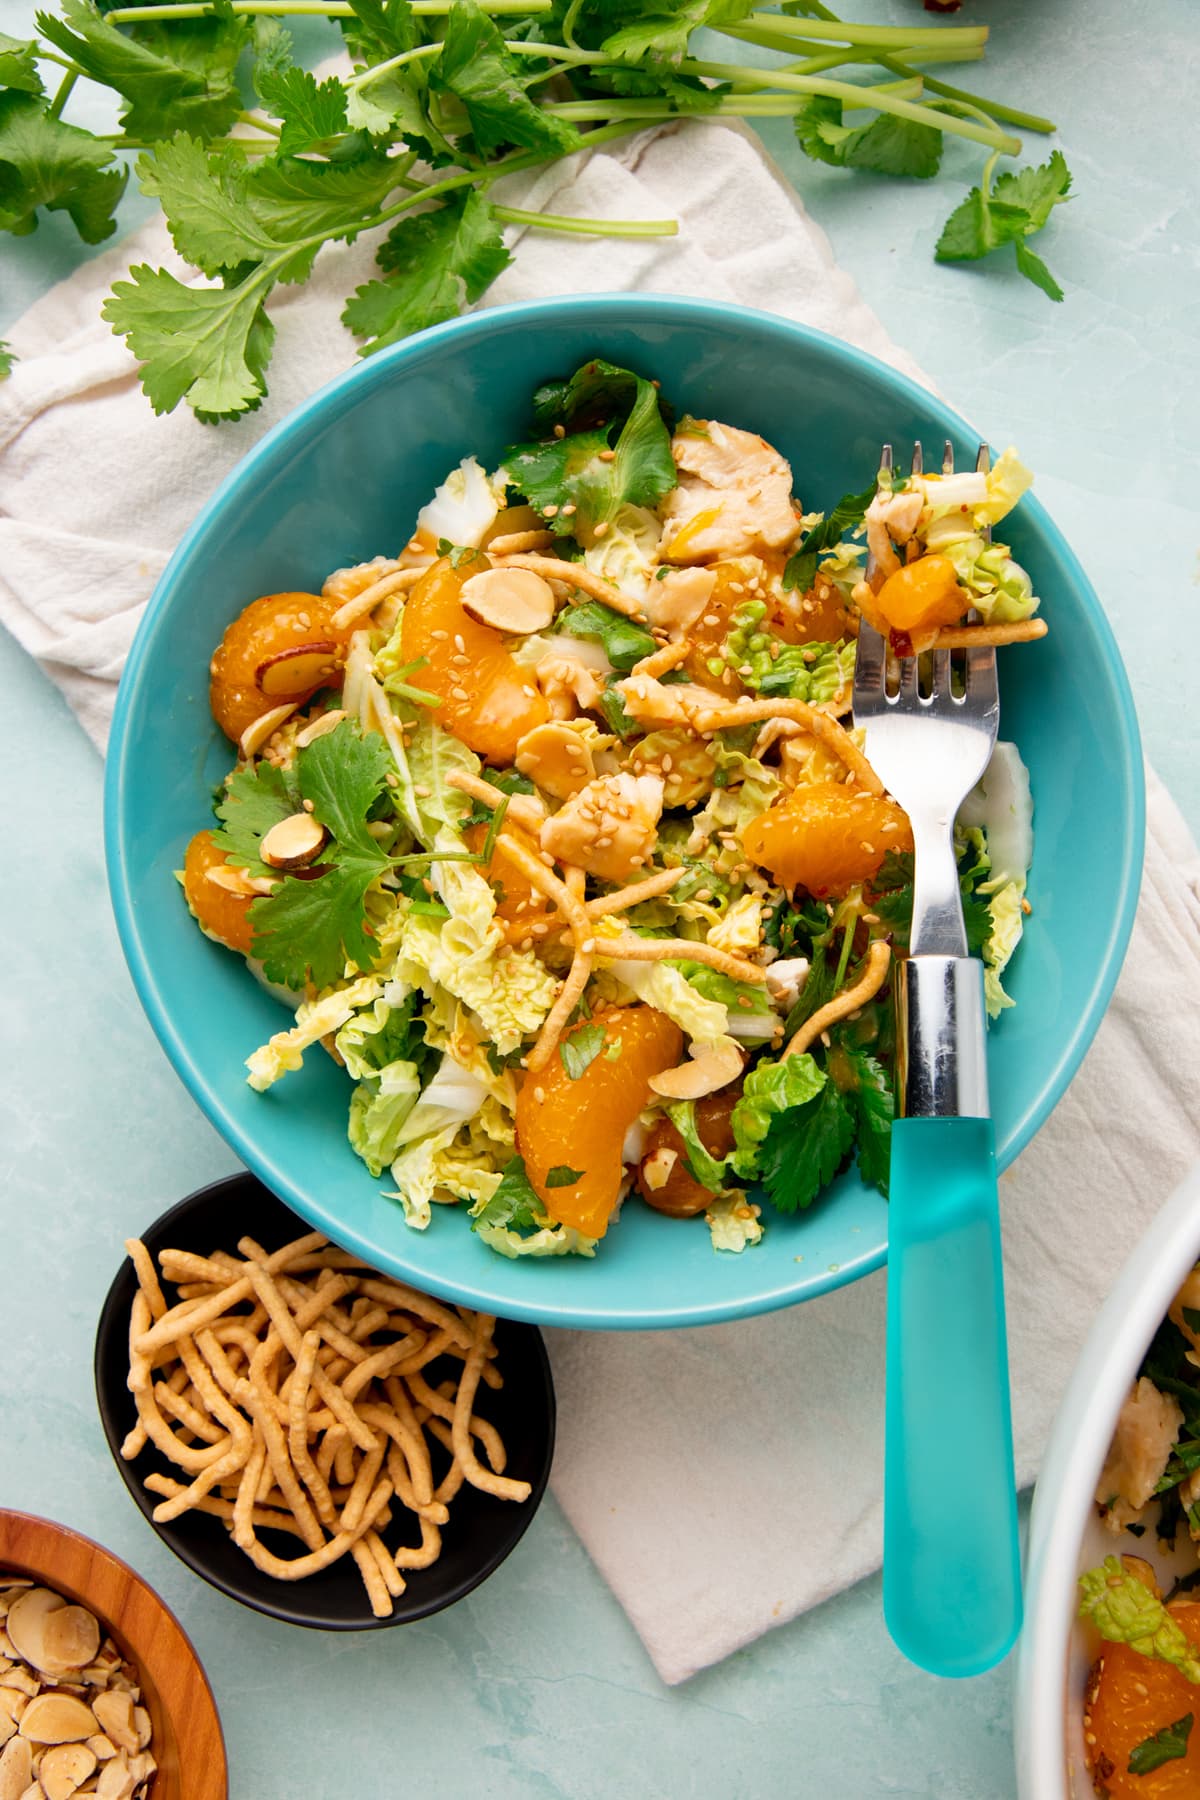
[1015,1157,1200,1798]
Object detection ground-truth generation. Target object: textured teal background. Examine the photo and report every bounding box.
[2,3,1197,1794]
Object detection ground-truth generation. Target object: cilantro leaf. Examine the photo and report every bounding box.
[505,358,676,538]
[758,1078,856,1214]
[545,1164,585,1188]
[340,0,418,66]
[0,31,44,95]
[783,477,876,592]
[600,0,754,66]
[1128,1715,1194,1776]
[255,63,349,157]
[343,190,511,355]
[828,1037,893,1194]
[795,93,942,180]
[936,150,1071,302]
[559,1021,606,1081]
[557,602,656,673]
[0,341,13,378]
[472,1155,543,1233]
[297,716,392,853]
[211,759,299,878]
[0,91,126,243]
[102,263,274,417]
[36,0,250,142]
[247,720,393,988]
[434,0,581,159]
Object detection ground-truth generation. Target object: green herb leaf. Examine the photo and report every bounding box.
[936,149,1071,302]
[343,190,511,355]
[1184,1308,1200,1336]
[558,601,656,672]
[782,477,876,592]
[795,93,942,179]
[0,340,13,378]
[36,0,250,142]
[559,1020,606,1080]
[757,1077,856,1214]
[0,91,126,243]
[248,720,393,988]
[473,1155,543,1232]
[102,262,274,418]
[870,848,992,958]
[1129,1714,1194,1776]
[435,0,581,159]
[728,1051,826,1180]
[0,31,44,95]
[211,759,299,878]
[601,0,754,67]
[545,1164,585,1188]
[341,0,417,66]
[828,1037,893,1195]
[255,63,349,157]
[664,1099,729,1191]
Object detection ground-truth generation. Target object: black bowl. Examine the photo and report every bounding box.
[95,1173,556,1630]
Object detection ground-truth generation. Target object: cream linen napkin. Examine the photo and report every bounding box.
[5,118,1199,1688]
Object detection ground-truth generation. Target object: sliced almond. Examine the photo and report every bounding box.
[40,1610,100,1679]
[294,708,347,749]
[238,702,299,762]
[640,1146,678,1193]
[0,1736,32,1800]
[94,1754,134,1800]
[648,1038,744,1101]
[204,864,275,899]
[643,565,717,633]
[83,1740,114,1763]
[128,1714,149,1758]
[125,1751,155,1785]
[259,812,328,872]
[38,1743,97,1800]
[85,1701,132,1759]
[514,722,603,800]
[5,1593,65,1678]
[460,567,556,635]
[17,1695,95,1746]
[254,643,340,699]
[0,1674,35,1700]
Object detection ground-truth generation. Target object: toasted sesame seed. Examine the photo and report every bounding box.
[414,783,432,798]
[544,504,559,518]
[820,1030,832,1047]
[553,424,565,439]
[451,687,469,701]
[386,771,399,788]
[534,1085,546,1103]
[454,634,466,652]
[580,938,596,954]
[593,521,609,537]
[297,611,311,629]
[451,652,470,667]
[519,936,534,951]
[429,629,449,641]
[598,449,615,463]
[561,502,576,515]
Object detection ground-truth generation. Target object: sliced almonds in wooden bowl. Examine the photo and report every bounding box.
[0,1512,226,1800]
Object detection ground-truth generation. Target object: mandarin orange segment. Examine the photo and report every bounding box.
[465,823,560,944]
[1086,1602,1200,1798]
[182,830,258,955]
[875,555,968,634]
[742,780,913,897]
[773,570,851,646]
[681,559,759,694]
[516,1006,684,1239]
[209,590,355,744]
[400,554,549,764]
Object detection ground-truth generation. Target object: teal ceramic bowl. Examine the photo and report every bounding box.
[104,295,1144,1330]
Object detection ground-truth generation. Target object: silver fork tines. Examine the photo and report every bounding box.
[853,441,999,962]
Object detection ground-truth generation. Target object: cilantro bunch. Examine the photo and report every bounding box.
[4,0,1072,417]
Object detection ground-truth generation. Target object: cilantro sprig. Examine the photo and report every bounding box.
[6,0,1071,417]
[216,717,396,989]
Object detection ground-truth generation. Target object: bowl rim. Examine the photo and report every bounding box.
[93,1172,557,1630]
[0,1505,228,1800]
[103,291,1146,1329]
[1014,1156,1200,1799]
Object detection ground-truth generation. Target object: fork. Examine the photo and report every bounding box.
[853,441,1022,1679]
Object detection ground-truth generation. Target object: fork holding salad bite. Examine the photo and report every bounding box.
[181,359,1046,1263]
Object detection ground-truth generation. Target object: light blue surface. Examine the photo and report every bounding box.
[885,1115,1020,1679]
[3,0,1198,1793]
[105,293,1142,1329]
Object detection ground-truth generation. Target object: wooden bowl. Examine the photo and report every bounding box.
[0,1510,227,1800]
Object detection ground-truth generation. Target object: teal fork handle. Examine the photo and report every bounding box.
[883,1114,1022,1678]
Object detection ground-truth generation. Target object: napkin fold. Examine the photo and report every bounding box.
[5,117,1199,1687]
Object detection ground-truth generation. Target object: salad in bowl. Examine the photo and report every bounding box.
[181,357,1044,1266]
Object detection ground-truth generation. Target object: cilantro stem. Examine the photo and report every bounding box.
[236,110,280,136]
[104,0,551,15]
[734,13,988,51]
[682,60,1021,153]
[344,42,442,88]
[491,205,678,238]
[47,68,78,118]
